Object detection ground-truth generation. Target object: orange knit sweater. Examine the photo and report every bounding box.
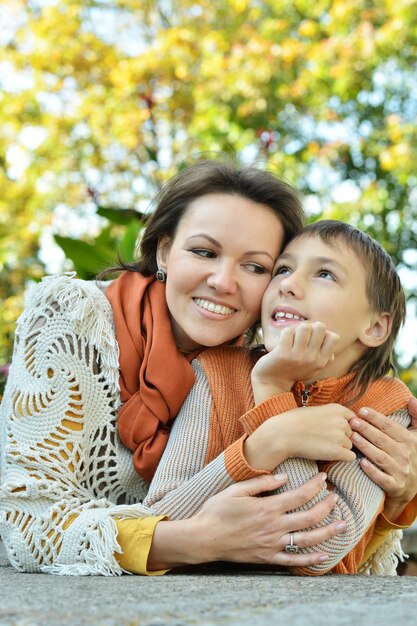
[143,346,412,575]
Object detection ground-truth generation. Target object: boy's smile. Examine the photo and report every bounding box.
[271,306,307,325]
[261,234,382,380]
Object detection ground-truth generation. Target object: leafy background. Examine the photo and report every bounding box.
[1,0,416,394]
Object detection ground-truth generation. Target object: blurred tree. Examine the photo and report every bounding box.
[0,0,416,388]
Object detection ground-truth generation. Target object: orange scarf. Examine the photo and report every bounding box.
[106,271,201,482]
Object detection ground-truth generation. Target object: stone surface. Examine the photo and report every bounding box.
[1,541,416,626]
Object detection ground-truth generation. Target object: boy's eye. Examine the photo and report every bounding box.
[190,248,216,258]
[274,265,291,277]
[318,268,336,281]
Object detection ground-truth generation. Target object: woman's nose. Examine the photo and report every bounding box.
[206,263,237,294]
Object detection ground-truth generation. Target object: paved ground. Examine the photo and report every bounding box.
[1,541,416,626]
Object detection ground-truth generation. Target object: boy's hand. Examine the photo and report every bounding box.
[252,322,340,404]
[244,404,356,471]
[284,404,356,461]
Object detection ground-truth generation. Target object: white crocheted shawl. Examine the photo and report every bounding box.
[0,275,150,575]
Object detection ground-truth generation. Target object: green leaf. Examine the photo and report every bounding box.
[54,235,117,279]
[96,206,145,226]
[117,219,140,262]
[95,225,118,248]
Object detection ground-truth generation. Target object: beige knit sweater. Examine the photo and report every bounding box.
[143,346,412,575]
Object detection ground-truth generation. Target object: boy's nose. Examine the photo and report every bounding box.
[279,274,302,298]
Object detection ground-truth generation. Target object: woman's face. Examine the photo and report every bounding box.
[157,193,285,351]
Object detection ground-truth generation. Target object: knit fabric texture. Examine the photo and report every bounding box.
[0,275,151,575]
[143,346,412,576]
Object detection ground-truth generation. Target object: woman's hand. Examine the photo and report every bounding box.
[349,397,417,522]
[148,473,347,570]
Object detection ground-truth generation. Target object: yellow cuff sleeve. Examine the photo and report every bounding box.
[379,495,417,530]
[114,516,169,576]
[360,522,393,565]
[360,496,417,566]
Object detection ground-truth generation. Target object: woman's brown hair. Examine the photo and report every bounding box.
[109,157,305,276]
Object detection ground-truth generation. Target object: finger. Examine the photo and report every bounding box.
[342,449,356,461]
[350,418,407,466]
[328,446,356,462]
[408,397,417,429]
[285,519,347,551]
[351,416,403,447]
[279,492,338,531]
[319,330,340,362]
[266,472,327,513]
[343,433,354,449]
[327,403,356,421]
[307,322,327,352]
[273,325,297,354]
[273,550,330,566]
[295,321,329,357]
[305,323,332,362]
[357,408,408,443]
[225,473,288,497]
[351,431,396,470]
[359,457,398,492]
[292,322,314,352]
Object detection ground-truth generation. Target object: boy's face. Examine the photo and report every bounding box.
[261,234,378,379]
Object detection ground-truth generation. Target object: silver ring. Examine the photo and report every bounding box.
[285,532,299,553]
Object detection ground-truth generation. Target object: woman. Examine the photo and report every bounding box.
[1,158,416,575]
[106,159,303,481]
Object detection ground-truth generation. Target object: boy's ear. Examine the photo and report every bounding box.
[156,234,172,271]
[360,313,392,348]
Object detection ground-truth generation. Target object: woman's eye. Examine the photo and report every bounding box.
[244,262,268,274]
[190,248,216,258]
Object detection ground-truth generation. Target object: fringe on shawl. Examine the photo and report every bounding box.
[358,529,407,575]
[40,503,151,577]
[40,516,124,576]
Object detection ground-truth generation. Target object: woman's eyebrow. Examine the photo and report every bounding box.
[245,250,275,261]
[185,234,220,246]
[186,234,274,261]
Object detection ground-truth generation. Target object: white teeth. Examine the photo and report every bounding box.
[274,312,306,321]
[194,298,236,316]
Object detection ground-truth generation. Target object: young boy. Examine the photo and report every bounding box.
[142,220,412,575]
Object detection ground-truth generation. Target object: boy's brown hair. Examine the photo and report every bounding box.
[292,220,406,398]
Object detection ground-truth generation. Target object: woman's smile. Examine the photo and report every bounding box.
[193,297,237,317]
[157,192,285,352]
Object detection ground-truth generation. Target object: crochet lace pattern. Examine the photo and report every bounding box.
[0,275,150,575]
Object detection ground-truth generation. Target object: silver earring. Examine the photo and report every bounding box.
[156,269,166,283]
